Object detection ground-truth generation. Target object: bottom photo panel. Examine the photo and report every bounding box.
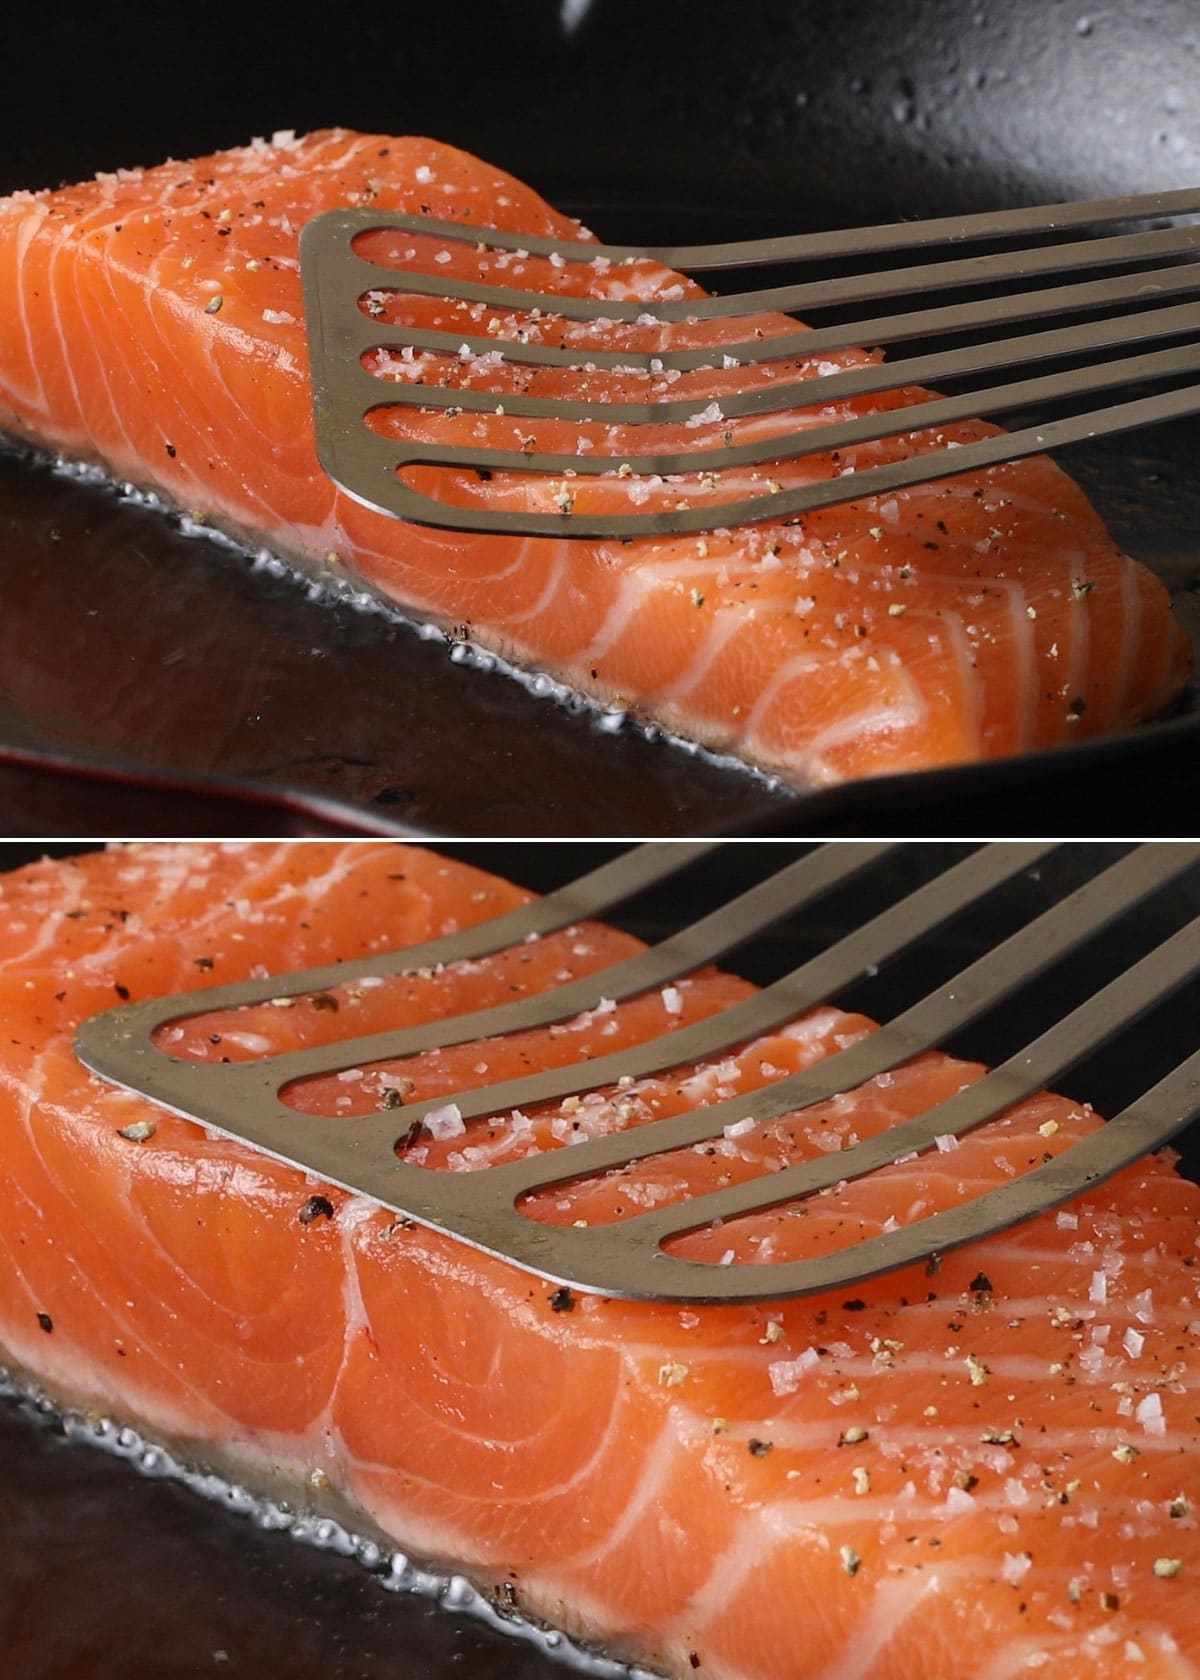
[1,839,1198,1680]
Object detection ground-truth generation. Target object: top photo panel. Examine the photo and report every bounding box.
[1,0,1198,840]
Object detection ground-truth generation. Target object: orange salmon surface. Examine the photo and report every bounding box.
[0,131,1189,786]
[0,842,1197,1680]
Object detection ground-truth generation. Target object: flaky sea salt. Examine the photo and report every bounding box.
[423,1103,466,1140]
[768,1347,821,1396]
[685,401,724,429]
[1136,1393,1166,1437]
[1130,1288,1156,1324]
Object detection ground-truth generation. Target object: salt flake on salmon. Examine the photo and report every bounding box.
[0,130,1189,785]
[1,841,1199,1680]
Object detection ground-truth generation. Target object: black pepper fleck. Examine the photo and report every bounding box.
[298,1195,336,1226]
[396,1118,425,1151]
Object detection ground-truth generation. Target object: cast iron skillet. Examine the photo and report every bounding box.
[1,839,1197,1679]
[1,0,1198,836]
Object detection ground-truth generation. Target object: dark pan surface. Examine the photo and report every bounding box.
[0,1397,565,1680]
[0,441,788,837]
[2,0,1200,836]
[1,839,1197,1678]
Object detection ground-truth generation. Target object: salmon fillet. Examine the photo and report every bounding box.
[0,130,1189,787]
[1,841,1197,1679]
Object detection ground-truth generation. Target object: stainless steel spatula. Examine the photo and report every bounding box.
[300,187,1200,540]
[74,842,1200,1303]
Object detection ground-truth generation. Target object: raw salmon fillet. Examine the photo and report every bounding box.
[1,841,1197,1680]
[0,130,1189,786]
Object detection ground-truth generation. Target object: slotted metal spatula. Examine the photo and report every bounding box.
[74,843,1200,1304]
[300,186,1200,540]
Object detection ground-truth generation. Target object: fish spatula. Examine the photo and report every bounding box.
[300,186,1200,540]
[74,842,1200,1304]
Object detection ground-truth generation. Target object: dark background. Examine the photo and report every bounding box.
[1,0,1200,836]
[6,0,1200,213]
